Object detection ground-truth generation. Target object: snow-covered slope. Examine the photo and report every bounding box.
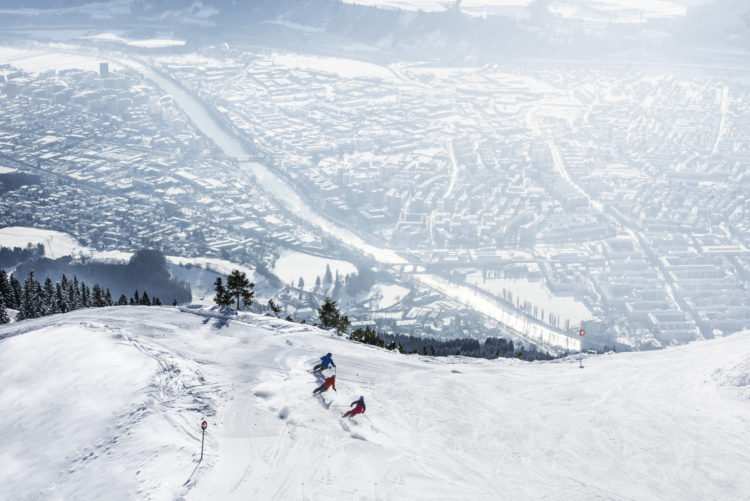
[2,307,749,500]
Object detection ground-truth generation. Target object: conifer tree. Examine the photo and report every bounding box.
[153,297,162,306]
[92,284,104,307]
[42,277,57,315]
[80,282,91,308]
[225,270,254,310]
[72,276,82,310]
[213,277,232,307]
[0,269,11,307]
[324,264,333,286]
[267,299,281,317]
[105,289,113,306]
[336,313,350,335]
[17,271,42,321]
[0,297,9,324]
[55,282,67,313]
[117,294,128,305]
[317,297,349,333]
[9,274,22,309]
[133,290,140,304]
[66,281,76,311]
[141,291,151,306]
[349,326,384,346]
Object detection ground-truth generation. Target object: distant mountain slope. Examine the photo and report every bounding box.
[678,0,750,48]
[2,306,749,499]
[1,0,748,56]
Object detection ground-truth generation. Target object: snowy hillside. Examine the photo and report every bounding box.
[2,307,749,500]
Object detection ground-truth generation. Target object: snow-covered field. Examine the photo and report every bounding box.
[341,0,532,15]
[0,226,87,259]
[271,53,394,80]
[549,0,711,22]
[465,271,593,326]
[342,0,710,20]
[0,46,116,74]
[2,307,749,499]
[82,33,185,48]
[272,249,357,289]
[368,283,410,309]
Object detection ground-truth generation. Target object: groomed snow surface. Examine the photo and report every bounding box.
[2,307,749,500]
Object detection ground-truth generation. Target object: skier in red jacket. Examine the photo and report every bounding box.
[313,375,336,395]
[342,396,366,418]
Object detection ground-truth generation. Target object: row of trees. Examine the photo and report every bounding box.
[293,266,377,301]
[348,324,552,361]
[212,269,353,334]
[0,243,45,269]
[314,296,551,360]
[0,269,165,324]
[209,270,552,361]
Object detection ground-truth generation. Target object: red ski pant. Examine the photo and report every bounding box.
[343,406,364,418]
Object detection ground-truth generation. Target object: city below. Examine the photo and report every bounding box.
[2,24,749,353]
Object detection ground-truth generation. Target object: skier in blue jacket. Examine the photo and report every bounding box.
[313,353,336,373]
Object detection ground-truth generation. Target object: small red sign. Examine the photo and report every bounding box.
[201,421,208,431]
[578,329,585,336]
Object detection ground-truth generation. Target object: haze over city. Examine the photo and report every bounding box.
[1,1,749,499]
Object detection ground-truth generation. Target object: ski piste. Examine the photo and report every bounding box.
[3,305,750,500]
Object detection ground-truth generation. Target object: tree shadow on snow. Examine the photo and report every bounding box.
[203,316,230,329]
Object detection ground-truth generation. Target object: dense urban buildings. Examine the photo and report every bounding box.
[2,40,749,350]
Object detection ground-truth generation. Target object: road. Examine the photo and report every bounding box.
[539,117,703,338]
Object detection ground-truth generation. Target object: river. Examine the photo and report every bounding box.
[132,59,576,352]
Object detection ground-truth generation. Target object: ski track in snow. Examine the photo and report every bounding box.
[1,307,750,500]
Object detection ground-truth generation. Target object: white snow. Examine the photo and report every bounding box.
[2,306,749,499]
[166,256,254,279]
[0,322,157,499]
[0,46,117,74]
[0,226,87,259]
[82,33,186,48]
[341,0,532,14]
[549,0,692,23]
[368,283,410,309]
[342,0,710,20]
[272,249,357,289]
[271,53,394,81]
[465,271,593,325]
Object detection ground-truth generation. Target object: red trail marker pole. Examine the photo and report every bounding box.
[578,329,585,368]
[200,420,207,461]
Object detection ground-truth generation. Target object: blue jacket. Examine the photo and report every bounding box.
[320,354,335,369]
